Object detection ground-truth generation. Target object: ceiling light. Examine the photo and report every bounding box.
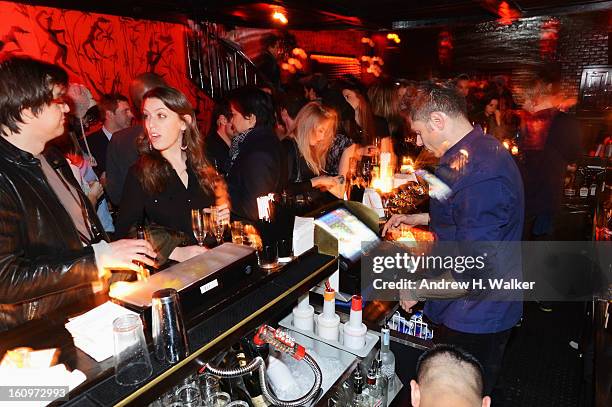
[272,11,288,24]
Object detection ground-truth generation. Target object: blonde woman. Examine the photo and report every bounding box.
[286,102,344,200]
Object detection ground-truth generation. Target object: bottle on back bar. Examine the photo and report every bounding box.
[351,365,370,407]
[380,328,396,391]
[579,176,589,198]
[235,347,267,407]
[375,354,389,407]
[364,363,384,407]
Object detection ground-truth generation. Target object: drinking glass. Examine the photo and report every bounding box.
[230,221,245,245]
[191,209,207,246]
[205,392,231,407]
[257,243,279,269]
[210,207,226,245]
[113,314,153,386]
[175,375,202,407]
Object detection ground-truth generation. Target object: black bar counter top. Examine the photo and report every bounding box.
[0,248,338,406]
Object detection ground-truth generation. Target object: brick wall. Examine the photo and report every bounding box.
[394,11,609,103]
[556,13,609,101]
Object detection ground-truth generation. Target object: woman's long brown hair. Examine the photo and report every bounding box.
[136,86,228,206]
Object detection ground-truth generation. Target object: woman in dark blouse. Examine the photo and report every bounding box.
[334,77,392,159]
[286,102,344,201]
[116,86,228,263]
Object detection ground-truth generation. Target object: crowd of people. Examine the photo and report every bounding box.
[0,49,582,406]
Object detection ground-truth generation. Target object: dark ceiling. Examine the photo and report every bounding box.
[17,0,612,29]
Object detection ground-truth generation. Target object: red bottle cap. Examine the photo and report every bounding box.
[351,295,363,311]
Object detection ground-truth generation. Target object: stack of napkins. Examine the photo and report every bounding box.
[293,216,315,257]
[362,188,385,217]
[0,364,86,407]
[65,301,138,362]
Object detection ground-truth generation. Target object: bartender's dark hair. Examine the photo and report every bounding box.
[227,86,276,130]
[136,86,228,206]
[410,82,468,123]
[0,56,68,137]
[416,344,485,396]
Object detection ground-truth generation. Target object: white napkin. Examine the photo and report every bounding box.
[65,301,138,362]
[362,188,385,217]
[293,216,315,257]
[0,364,86,407]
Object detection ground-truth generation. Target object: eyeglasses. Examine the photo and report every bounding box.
[49,96,69,106]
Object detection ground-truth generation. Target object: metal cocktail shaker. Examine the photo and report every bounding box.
[151,288,189,364]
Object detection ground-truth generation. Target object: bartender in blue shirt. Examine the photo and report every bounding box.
[383,83,524,396]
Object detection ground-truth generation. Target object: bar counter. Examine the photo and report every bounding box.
[0,248,338,406]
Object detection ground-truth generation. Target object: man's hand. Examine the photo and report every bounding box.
[382,213,429,236]
[98,239,157,277]
[400,300,419,313]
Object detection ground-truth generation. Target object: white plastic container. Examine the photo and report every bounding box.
[317,289,340,341]
[292,294,314,332]
[343,295,367,349]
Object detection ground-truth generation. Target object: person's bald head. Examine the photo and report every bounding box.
[129,72,166,117]
[411,345,491,407]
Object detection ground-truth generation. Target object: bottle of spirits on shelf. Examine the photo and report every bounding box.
[235,346,267,407]
[590,176,598,198]
[579,175,589,199]
[364,363,384,407]
[375,354,389,407]
[380,328,396,391]
[351,365,370,407]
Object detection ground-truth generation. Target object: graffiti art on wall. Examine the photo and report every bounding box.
[0,1,213,122]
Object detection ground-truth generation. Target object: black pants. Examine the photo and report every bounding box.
[433,325,512,396]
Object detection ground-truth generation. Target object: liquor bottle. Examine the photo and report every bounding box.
[590,176,598,197]
[564,172,576,198]
[579,175,589,199]
[235,345,268,407]
[351,365,370,407]
[328,380,352,407]
[375,354,389,407]
[364,363,384,407]
[380,328,396,391]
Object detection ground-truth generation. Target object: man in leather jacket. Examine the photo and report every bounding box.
[0,56,156,331]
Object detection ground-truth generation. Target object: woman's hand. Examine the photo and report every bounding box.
[169,245,208,262]
[311,176,337,190]
[87,180,104,205]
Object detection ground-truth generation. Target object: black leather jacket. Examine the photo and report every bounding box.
[0,136,107,332]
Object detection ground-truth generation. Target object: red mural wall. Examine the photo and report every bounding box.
[0,1,213,122]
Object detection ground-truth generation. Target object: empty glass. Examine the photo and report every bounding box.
[257,243,279,269]
[191,209,208,246]
[277,239,293,263]
[112,314,152,386]
[175,375,202,407]
[204,391,231,407]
